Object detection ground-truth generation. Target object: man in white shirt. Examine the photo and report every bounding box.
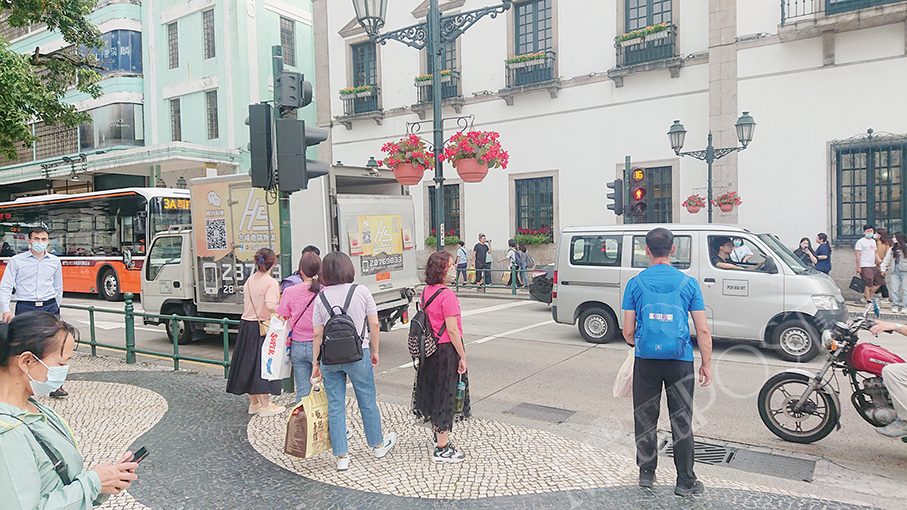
[856,224,884,304]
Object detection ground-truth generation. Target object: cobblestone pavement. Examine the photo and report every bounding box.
[49,352,884,510]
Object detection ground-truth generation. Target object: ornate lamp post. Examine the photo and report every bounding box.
[352,0,512,251]
[668,112,756,223]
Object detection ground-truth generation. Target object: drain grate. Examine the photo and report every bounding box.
[660,436,816,482]
[504,403,576,424]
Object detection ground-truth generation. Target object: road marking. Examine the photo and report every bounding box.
[74,320,162,334]
[468,320,555,345]
[461,300,534,317]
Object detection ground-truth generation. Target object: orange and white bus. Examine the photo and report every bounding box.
[0,188,190,301]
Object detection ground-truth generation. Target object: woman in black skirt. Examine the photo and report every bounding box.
[226,248,285,417]
[413,250,470,463]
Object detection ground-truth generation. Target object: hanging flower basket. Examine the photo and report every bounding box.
[712,191,742,213]
[682,194,706,214]
[685,205,702,214]
[393,163,425,185]
[719,203,734,213]
[379,134,433,186]
[454,158,488,183]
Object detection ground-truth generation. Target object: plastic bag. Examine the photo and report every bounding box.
[613,349,634,398]
[261,315,291,381]
[285,381,332,458]
[467,266,476,283]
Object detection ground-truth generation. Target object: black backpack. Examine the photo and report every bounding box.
[318,284,365,365]
[407,287,447,368]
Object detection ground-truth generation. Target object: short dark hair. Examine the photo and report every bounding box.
[710,236,732,255]
[478,233,485,240]
[321,252,356,286]
[254,248,276,273]
[864,224,875,232]
[646,228,674,258]
[425,250,453,285]
[508,239,516,248]
[457,240,465,247]
[302,245,320,257]
[0,312,76,367]
[28,227,48,239]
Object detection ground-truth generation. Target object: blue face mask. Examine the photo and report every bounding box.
[30,241,48,253]
[733,240,742,247]
[27,355,69,396]
[866,233,874,239]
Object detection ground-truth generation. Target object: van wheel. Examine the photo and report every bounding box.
[578,307,617,343]
[773,319,820,362]
[99,269,122,301]
[164,305,193,345]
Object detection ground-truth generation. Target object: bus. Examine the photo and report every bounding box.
[0,188,191,301]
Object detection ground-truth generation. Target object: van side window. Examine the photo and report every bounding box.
[708,235,767,271]
[570,235,621,266]
[632,235,692,269]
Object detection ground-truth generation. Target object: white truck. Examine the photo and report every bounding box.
[141,170,418,343]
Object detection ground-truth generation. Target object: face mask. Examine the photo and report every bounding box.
[30,241,48,253]
[446,265,457,282]
[866,233,874,239]
[874,234,880,240]
[26,355,69,396]
[733,240,742,247]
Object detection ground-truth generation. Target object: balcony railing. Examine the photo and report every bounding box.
[415,71,460,104]
[505,51,556,88]
[615,25,677,67]
[340,86,380,116]
[782,0,902,25]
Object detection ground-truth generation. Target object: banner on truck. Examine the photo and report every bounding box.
[358,215,404,275]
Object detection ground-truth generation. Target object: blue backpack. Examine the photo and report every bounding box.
[634,274,690,360]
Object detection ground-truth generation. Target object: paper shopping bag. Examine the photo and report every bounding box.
[612,349,634,398]
[261,315,291,381]
[285,383,332,458]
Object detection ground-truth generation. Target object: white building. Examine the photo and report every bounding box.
[311,0,907,287]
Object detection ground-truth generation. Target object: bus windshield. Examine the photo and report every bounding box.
[149,197,191,236]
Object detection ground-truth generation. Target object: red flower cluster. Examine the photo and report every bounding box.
[430,229,459,236]
[517,227,550,235]
[379,134,434,171]
[441,131,509,169]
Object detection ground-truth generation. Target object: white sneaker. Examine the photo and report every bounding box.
[347,427,352,440]
[373,432,397,458]
[336,455,350,471]
[432,443,466,463]
[893,306,901,314]
[861,298,869,304]
[877,419,907,438]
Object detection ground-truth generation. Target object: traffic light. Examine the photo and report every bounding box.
[275,71,313,110]
[606,179,624,216]
[276,119,330,193]
[629,168,647,217]
[247,103,274,189]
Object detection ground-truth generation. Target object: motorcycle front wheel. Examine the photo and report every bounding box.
[758,372,839,443]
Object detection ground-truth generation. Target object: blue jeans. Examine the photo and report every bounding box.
[321,348,384,456]
[290,341,314,404]
[891,269,907,308]
[457,263,468,283]
[519,260,528,286]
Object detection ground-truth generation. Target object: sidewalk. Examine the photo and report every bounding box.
[50,352,890,510]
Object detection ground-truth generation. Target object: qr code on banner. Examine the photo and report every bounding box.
[206,219,228,250]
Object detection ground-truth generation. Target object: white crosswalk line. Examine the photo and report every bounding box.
[469,320,555,345]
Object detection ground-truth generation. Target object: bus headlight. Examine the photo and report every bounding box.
[812,295,839,310]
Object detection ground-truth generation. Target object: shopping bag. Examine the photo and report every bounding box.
[612,349,634,398]
[261,315,291,381]
[849,276,866,294]
[467,266,476,283]
[284,382,332,458]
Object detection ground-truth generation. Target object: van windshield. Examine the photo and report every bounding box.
[758,233,811,275]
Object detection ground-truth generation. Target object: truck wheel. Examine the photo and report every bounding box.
[578,307,617,344]
[99,269,122,301]
[164,305,193,345]
[773,319,820,362]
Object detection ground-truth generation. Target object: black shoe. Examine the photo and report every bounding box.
[639,470,656,488]
[674,480,704,497]
[49,387,68,398]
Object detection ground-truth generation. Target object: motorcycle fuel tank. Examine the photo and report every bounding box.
[851,343,906,376]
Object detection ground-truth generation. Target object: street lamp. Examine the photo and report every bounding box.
[176,176,188,189]
[353,0,512,251]
[668,112,756,223]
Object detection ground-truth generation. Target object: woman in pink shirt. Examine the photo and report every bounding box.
[276,252,322,403]
[412,250,470,463]
[226,248,285,417]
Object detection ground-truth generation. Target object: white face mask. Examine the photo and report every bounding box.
[30,241,48,253]
[26,355,69,396]
[445,264,457,283]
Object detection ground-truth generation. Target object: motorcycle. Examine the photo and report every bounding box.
[757,304,905,443]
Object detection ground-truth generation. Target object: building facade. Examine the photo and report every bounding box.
[315,0,907,286]
[0,0,317,201]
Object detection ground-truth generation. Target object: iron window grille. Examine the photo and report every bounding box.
[280,17,296,67]
[428,184,461,239]
[170,98,182,142]
[344,42,379,114]
[515,0,552,56]
[203,9,216,59]
[168,22,179,69]
[206,90,219,140]
[515,177,554,237]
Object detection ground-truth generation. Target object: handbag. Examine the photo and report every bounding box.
[612,349,634,398]
[284,381,332,458]
[850,275,866,293]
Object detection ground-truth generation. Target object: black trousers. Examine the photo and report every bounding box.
[632,357,697,486]
[474,263,489,285]
[16,300,60,316]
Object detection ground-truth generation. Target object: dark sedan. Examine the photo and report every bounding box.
[529,263,554,304]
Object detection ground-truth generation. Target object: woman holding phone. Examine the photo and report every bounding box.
[0,312,139,508]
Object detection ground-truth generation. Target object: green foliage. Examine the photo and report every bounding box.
[514,233,550,245]
[0,0,103,160]
[424,235,460,247]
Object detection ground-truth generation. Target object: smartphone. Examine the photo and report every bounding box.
[132,447,149,463]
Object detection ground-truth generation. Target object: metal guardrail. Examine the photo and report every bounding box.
[615,25,677,67]
[418,265,533,295]
[60,293,238,378]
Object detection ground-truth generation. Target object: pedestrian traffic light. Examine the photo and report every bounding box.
[630,168,647,217]
[275,71,313,111]
[276,119,330,193]
[247,103,274,189]
[606,179,624,216]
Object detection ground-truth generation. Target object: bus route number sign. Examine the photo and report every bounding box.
[163,198,190,210]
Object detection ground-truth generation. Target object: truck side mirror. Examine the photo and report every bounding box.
[123,248,134,269]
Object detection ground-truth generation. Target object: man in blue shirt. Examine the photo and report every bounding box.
[621,227,712,497]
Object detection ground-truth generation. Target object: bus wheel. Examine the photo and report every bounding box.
[100,269,122,301]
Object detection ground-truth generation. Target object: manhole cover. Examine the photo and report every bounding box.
[663,440,733,465]
[660,435,816,482]
[504,403,576,424]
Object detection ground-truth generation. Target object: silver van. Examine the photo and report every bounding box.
[551,224,847,362]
